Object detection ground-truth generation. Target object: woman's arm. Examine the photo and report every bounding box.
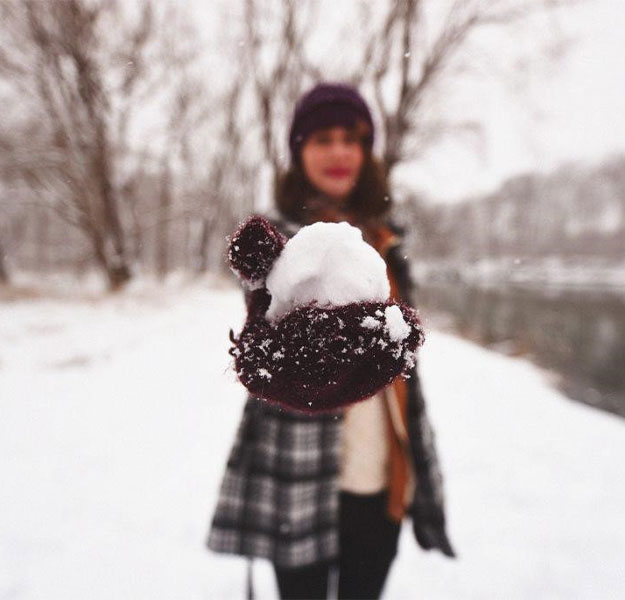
[386,231,456,558]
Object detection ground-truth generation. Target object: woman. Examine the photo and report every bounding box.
[207,82,455,600]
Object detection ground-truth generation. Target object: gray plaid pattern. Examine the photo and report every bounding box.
[207,400,342,568]
[206,212,448,568]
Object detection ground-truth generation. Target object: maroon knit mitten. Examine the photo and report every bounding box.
[227,215,425,413]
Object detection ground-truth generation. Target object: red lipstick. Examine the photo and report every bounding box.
[324,167,351,178]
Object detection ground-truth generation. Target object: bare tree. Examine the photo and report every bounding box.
[0,0,204,289]
[153,77,213,277]
[194,76,258,274]
[243,0,320,191]
[351,0,576,174]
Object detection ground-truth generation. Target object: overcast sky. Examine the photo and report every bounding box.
[399,0,625,203]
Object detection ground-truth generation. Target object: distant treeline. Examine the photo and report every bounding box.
[0,169,248,281]
[402,154,625,264]
[3,154,624,286]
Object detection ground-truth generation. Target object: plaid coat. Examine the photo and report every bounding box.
[206,210,451,568]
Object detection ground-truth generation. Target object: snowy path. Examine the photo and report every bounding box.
[1,282,623,599]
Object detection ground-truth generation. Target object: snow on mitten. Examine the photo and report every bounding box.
[227,215,426,413]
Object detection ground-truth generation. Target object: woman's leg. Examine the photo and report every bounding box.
[338,490,401,600]
[274,560,332,600]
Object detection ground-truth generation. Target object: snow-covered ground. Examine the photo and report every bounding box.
[1,279,624,599]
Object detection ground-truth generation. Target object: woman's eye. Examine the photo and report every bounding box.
[310,131,359,146]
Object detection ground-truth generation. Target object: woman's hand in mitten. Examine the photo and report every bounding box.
[411,503,457,558]
[226,215,425,413]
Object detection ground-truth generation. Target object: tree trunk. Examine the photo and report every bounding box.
[92,122,132,288]
[106,263,132,290]
[89,226,131,291]
[35,207,50,272]
[0,237,9,284]
[156,162,171,278]
[195,217,211,274]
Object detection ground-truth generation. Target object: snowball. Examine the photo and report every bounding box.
[265,222,390,321]
[384,305,410,342]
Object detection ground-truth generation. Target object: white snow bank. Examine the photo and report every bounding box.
[265,221,390,321]
[1,281,624,599]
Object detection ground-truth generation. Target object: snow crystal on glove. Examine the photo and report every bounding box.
[384,305,411,341]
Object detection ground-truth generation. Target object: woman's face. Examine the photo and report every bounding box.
[300,126,365,202]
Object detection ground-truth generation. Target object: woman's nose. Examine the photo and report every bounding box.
[330,141,350,157]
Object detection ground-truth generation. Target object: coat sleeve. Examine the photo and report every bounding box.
[386,238,456,558]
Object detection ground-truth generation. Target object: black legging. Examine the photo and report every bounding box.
[274,489,401,600]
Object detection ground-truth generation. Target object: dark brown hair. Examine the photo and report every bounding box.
[275,130,392,225]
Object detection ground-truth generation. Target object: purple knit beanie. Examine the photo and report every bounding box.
[288,82,375,165]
